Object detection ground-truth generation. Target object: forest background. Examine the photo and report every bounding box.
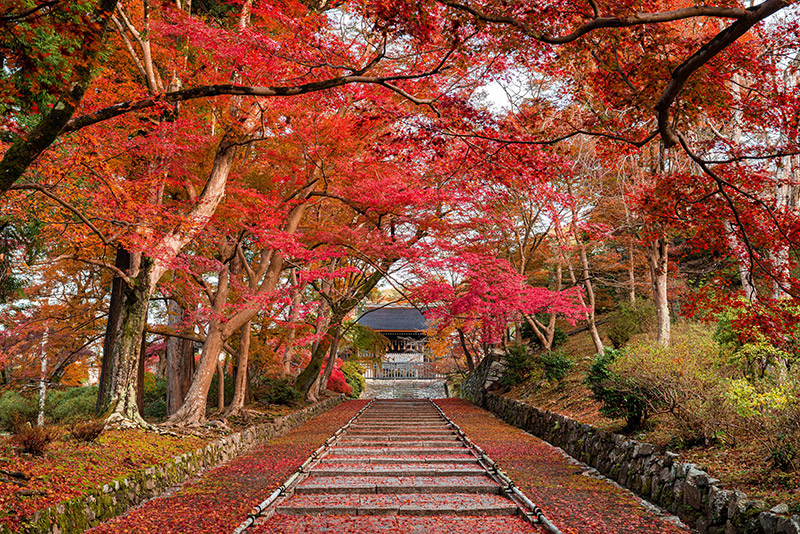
[0,0,799,506]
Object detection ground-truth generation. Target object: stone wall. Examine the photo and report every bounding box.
[7,395,344,534]
[459,349,506,405]
[464,388,799,534]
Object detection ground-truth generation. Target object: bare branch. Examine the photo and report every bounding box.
[10,182,112,245]
[50,255,132,284]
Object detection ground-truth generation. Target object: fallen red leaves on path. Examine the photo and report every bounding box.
[86,400,368,534]
[435,399,689,534]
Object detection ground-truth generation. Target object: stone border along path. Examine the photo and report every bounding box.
[238,399,559,533]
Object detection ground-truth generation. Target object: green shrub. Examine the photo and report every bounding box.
[607,302,655,349]
[341,361,366,399]
[726,376,800,471]
[501,345,534,387]
[47,386,98,423]
[254,377,302,406]
[585,348,649,430]
[0,391,37,431]
[142,373,167,420]
[536,350,573,382]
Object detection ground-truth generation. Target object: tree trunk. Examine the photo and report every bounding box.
[104,258,154,428]
[167,326,226,425]
[281,272,303,378]
[458,328,475,372]
[648,236,671,346]
[97,246,130,414]
[628,242,637,305]
[165,301,196,416]
[577,240,604,354]
[226,321,251,416]
[319,326,341,394]
[297,335,332,400]
[216,358,225,413]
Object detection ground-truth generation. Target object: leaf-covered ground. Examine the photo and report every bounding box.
[435,399,690,534]
[0,430,205,531]
[87,400,369,534]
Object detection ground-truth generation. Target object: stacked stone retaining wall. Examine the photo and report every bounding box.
[461,358,799,534]
[7,395,344,534]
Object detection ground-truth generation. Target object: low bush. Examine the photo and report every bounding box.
[341,361,366,399]
[47,386,98,423]
[536,350,573,382]
[585,348,649,430]
[70,419,105,442]
[143,373,167,420]
[606,302,655,349]
[325,358,352,396]
[501,345,534,387]
[726,377,800,471]
[11,423,57,456]
[0,390,37,431]
[254,377,302,406]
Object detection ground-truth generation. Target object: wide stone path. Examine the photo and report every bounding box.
[253,399,541,532]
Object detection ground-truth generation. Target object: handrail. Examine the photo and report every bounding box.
[363,361,446,380]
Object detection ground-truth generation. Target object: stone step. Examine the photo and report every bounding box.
[328,447,469,456]
[275,493,520,517]
[341,436,458,443]
[338,440,460,448]
[344,432,457,438]
[319,456,479,464]
[347,428,454,434]
[293,475,502,495]
[311,464,486,477]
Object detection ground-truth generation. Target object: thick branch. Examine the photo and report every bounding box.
[655,0,790,147]
[63,54,447,133]
[439,1,749,44]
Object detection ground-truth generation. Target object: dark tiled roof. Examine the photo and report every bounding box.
[357,307,428,331]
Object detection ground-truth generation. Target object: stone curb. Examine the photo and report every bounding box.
[461,355,798,534]
[4,395,345,534]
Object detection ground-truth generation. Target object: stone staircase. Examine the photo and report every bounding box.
[272,399,536,522]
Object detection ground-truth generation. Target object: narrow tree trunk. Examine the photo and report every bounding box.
[281,274,303,378]
[647,236,671,346]
[724,221,758,301]
[37,325,48,428]
[577,241,604,354]
[97,246,130,414]
[319,326,341,394]
[226,321,250,416]
[165,301,195,416]
[458,328,476,372]
[216,358,225,413]
[628,242,637,305]
[136,333,146,415]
